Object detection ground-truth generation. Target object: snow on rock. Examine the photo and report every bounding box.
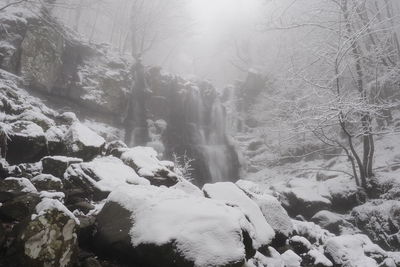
[307,249,333,267]
[42,155,83,178]
[324,234,387,267]
[39,191,65,201]
[292,220,335,246]
[236,180,293,242]
[245,250,285,267]
[351,200,400,250]
[289,235,312,254]
[203,182,275,249]
[63,121,105,161]
[276,178,332,218]
[6,120,48,164]
[32,198,79,225]
[323,176,366,211]
[281,250,302,267]
[312,210,358,235]
[95,184,256,267]
[120,146,179,187]
[31,173,63,191]
[171,179,204,197]
[3,177,37,193]
[64,156,149,198]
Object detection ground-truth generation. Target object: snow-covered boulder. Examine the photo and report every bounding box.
[281,250,302,267]
[292,220,335,246]
[64,156,149,201]
[304,249,333,267]
[6,120,48,164]
[289,235,312,254]
[41,156,83,178]
[351,200,400,250]
[203,182,275,251]
[278,178,332,218]
[236,180,293,247]
[31,174,64,192]
[324,234,387,267]
[312,210,358,235]
[94,185,256,267]
[0,177,37,193]
[120,146,180,187]
[3,198,79,267]
[63,122,105,161]
[323,176,366,212]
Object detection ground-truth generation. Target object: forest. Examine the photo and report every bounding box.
[0,0,399,266]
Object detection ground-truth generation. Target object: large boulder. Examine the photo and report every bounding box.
[120,146,180,187]
[277,179,332,219]
[64,156,149,201]
[93,185,256,267]
[351,200,400,250]
[312,210,358,235]
[2,198,79,267]
[6,121,48,165]
[41,155,83,178]
[203,182,275,251]
[63,122,105,161]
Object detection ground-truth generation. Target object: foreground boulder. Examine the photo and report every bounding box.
[351,200,400,250]
[63,122,105,161]
[312,210,358,235]
[2,198,79,267]
[93,185,256,267]
[203,182,275,252]
[6,121,48,165]
[120,146,179,187]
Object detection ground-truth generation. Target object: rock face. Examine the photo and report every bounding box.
[94,185,256,267]
[0,7,240,185]
[41,156,83,178]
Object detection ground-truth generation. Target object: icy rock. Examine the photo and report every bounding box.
[6,121,48,165]
[5,199,78,267]
[94,185,256,267]
[120,146,179,187]
[104,140,128,157]
[31,174,63,192]
[203,182,275,250]
[63,122,105,161]
[236,180,293,246]
[64,156,149,201]
[304,249,333,267]
[41,156,83,178]
[16,110,55,131]
[351,200,400,250]
[324,234,387,267]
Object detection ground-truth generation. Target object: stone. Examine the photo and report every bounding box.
[0,193,40,222]
[6,121,48,165]
[31,174,64,192]
[41,156,83,178]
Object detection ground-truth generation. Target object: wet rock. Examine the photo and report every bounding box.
[41,155,83,178]
[6,121,48,165]
[31,174,64,191]
[63,122,105,161]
